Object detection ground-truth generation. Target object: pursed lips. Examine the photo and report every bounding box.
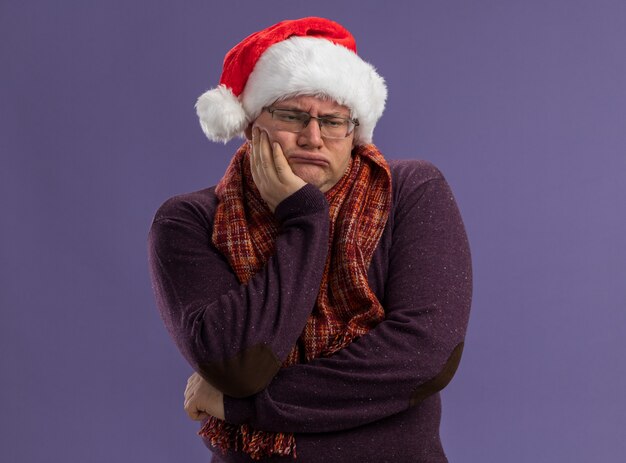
[287,153,329,166]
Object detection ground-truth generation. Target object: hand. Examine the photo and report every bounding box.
[183,372,225,421]
[250,127,306,212]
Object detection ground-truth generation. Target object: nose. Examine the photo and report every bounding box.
[297,117,323,148]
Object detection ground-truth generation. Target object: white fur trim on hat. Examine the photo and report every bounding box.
[242,36,387,145]
[195,84,248,144]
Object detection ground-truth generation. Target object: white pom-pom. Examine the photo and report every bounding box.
[195,85,248,144]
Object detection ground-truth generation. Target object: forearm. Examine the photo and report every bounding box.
[223,281,470,433]
[148,184,330,397]
[223,171,472,433]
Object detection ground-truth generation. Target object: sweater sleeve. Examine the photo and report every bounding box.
[147,184,330,398]
[222,162,473,433]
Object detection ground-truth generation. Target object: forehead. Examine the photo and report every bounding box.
[275,95,350,114]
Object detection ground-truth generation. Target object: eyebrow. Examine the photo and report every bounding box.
[273,105,349,118]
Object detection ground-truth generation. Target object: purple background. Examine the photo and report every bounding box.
[2,1,625,461]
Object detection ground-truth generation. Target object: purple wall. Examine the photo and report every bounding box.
[2,1,625,461]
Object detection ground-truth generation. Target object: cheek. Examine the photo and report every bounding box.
[336,147,353,171]
[270,132,296,150]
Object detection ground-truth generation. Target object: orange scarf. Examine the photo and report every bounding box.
[201,142,391,459]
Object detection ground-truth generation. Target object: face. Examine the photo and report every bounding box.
[249,95,355,193]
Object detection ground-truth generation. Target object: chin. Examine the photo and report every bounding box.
[291,165,328,191]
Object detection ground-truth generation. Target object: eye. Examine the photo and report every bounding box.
[321,117,347,128]
[274,110,307,122]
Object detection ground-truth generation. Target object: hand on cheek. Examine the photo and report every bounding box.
[249,127,306,213]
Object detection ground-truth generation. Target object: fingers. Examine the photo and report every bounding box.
[184,399,208,421]
[184,372,204,420]
[184,392,196,419]
[250,128,278,209]
[249,130,260,188]
[256,128,279,184]
[250,127,271,188]
[249,127,305,212]
[184,400,208,421]
[184,372,225,421]
[271,141,287,179]
[184,395,193,419]
[262,134,303,186]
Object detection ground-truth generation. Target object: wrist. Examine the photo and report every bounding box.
[274,183,328,222]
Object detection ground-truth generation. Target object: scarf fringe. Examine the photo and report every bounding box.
[200,417,297,460]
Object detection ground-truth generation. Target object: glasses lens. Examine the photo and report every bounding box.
[270,109,307,133]
[320,117,351,139]
[269,108,354,138]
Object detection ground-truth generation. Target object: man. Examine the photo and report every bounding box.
[148,17,472,462]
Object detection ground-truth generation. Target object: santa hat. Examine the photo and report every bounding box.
[196,17,387,145]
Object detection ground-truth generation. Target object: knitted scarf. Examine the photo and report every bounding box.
[200,142,392,460]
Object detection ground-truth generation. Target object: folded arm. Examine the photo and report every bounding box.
[221,166,472,433]
[148,183,330,398]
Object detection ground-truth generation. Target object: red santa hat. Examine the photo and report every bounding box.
[196,17,387,145]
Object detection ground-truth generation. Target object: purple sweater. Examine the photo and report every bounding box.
[148,159,472,462]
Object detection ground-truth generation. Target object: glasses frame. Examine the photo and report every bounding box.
[263,106,360,139]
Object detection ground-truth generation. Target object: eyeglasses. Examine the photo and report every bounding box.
[263,107,359,139]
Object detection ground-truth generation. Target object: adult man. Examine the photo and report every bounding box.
[148,17,472,462]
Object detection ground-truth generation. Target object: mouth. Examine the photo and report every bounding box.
[288,153,329,167]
